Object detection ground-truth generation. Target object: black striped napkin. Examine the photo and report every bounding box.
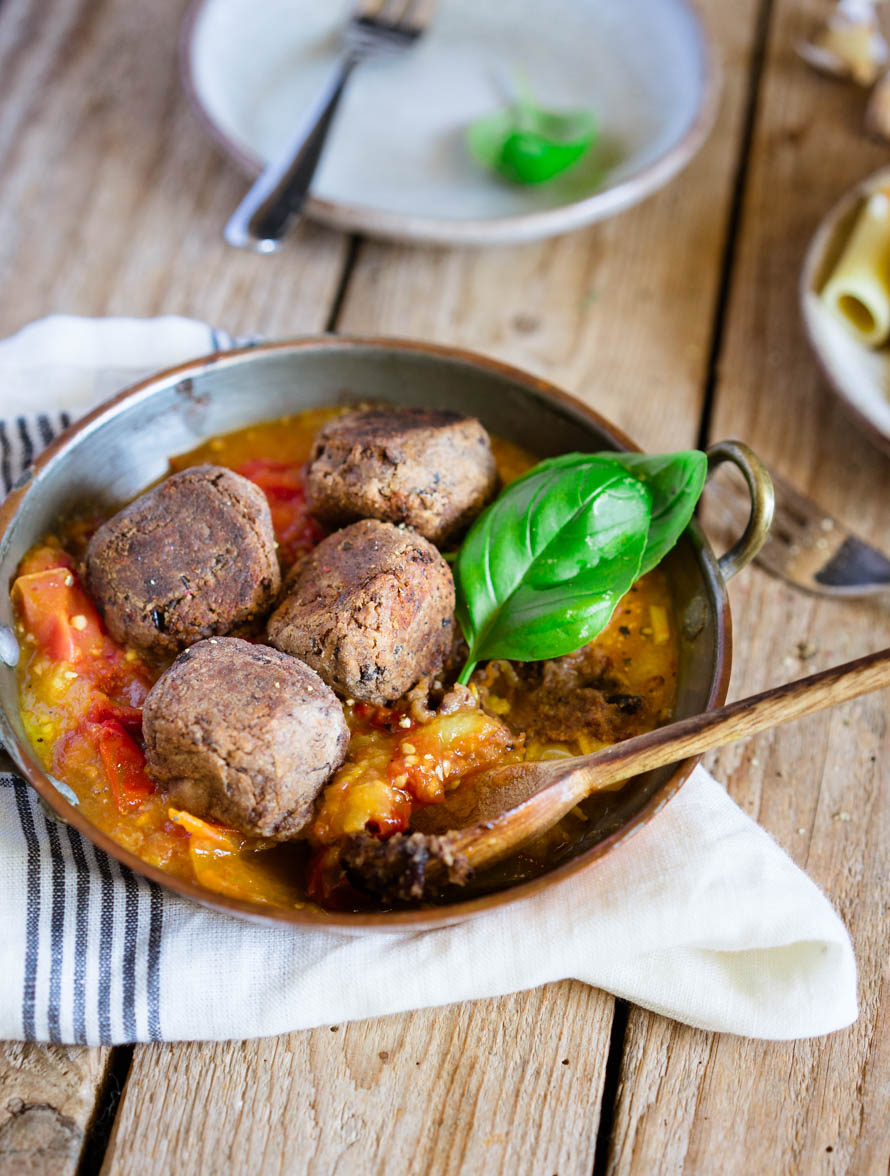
[1,413,165,1043]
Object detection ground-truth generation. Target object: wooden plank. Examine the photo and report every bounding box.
[0,1,348,1173]
[101,2,768,1174]
[606,0,890,1171]
[104,984,611,1176]
[0,1044,111,1176]
[0,0,348,341]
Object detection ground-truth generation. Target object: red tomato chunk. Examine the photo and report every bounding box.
[96,721,155,812]
[235,458,327,567]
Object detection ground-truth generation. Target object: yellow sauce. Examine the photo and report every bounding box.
[12,411,678,911]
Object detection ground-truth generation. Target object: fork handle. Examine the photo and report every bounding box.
[224,54,358,252]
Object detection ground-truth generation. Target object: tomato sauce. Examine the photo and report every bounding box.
[11,410,678,911]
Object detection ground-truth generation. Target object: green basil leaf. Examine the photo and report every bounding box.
[600,451,707,575]
[454,458,652,681]
[533,450,707,577]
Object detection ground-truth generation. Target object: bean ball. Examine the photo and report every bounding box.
[306,408,498,545]
[142,637,349,840]
[83,465,281,655]
[266,519,455,705]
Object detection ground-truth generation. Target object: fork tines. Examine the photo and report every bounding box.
[353,0,436,35]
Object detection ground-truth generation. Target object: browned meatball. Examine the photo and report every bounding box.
[306,408,498,545]
[83,465,281,655]
[142,638,349,840]
[266,519,455,705]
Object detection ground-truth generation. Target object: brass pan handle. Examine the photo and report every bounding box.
[705,440,775,581]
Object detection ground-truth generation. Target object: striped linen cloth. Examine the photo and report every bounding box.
[2,409,165,1043]
[0,317,859,1044]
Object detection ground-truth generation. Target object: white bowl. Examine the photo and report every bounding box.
[801,166,890,457]
[182,0,718,246]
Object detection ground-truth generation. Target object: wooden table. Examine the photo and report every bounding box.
[1,0,889,1172]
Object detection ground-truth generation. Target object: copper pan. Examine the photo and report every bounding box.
[0,338,773,932]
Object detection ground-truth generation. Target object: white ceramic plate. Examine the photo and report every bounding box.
[182,0,717,245]
[801,167,890,457]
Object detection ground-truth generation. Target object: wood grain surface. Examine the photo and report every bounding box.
[0,0,887,1172]
[0,1044,110,1176]
[0,1,345,1172]
[107,983,613,1176]
[605,1,890,1173]
[0,0,348,340]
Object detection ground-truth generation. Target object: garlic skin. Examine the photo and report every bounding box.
[797,0,889,86]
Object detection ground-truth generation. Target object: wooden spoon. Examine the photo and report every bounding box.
[341,647,890,901]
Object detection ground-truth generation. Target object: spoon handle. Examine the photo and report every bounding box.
[453,646,890,868]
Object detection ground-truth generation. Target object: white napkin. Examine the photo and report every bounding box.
[0,316,858,1044]
[0,314,232,417]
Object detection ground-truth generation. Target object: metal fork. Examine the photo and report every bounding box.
[706,468,890,597]
[224,0,436,252]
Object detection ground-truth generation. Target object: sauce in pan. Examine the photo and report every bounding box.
[11,410,677,910]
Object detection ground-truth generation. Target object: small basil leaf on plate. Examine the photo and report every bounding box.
[468,105,598,186]
[532,450,707,577]
[454,457,652,682]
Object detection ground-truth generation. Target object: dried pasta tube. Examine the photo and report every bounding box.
[822,189,890,347]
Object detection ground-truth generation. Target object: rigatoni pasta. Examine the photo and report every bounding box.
[822,188,890,347]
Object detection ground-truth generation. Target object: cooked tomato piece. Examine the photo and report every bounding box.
[13,551,154,717]
[311,746,413,844]
[96,721,155,812]
[12,566,106,663]
[85,698,145,739]
[16,542,76,578]
[352,702,416,734]
[234,458,326,566]
[53,724,102,783]
[390,712,517,804]
[236,457,303,498]
[167,807,244,851]
[167,808,303,905]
